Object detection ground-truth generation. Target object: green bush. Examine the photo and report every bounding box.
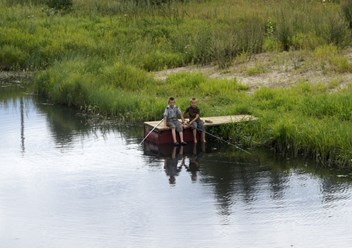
[246,64,266,76]
[46,0,72,10]
[98,62,155,91]
[143,51,185,71]
[0,45,28,70]
[291,32,325,50]
[341,0,352,29]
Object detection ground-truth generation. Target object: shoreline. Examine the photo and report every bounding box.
[0,71,34,85]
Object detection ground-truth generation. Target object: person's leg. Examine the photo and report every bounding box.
[176,122,186,144]
[168,121,179,145]
[179,131,185,143]
[199,120,206,142]
[171,128,177,144]
[201,129,206,142]
[192,122,197,143]
[193,129,197,143]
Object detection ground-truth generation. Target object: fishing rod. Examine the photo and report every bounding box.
[139,119,164,145]
[197,127,251,155]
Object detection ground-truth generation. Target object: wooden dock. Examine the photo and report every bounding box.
[143,114,257,145]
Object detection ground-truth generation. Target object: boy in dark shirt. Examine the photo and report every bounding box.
[183,98,206,143]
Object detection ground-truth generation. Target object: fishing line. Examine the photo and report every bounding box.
[197,127,251,155]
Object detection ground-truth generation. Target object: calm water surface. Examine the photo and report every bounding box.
[1,85,352,248]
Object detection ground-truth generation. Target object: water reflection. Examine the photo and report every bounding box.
[144,139,352,220]
[33,97,142,149]
[35,98,91,148]
[20,97,25,153]
[144,142,206,185]
[163,146,183,185]
[183,143,204,182]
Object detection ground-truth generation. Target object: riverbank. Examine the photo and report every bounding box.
[7,47,352,167]
[0,71,33,84]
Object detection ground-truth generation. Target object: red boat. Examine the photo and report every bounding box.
[143,115,256,145]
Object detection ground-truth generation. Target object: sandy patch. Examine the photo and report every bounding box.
[0,71,33,85]
[153,50,352,92]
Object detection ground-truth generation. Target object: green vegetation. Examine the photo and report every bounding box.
[1,0,351,70]
[219,81,352,168]
[2,0,352,166]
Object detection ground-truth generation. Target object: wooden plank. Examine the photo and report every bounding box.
[144,114,257,131]
[202,115,257,127]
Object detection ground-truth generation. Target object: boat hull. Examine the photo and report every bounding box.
[144,125,200,145]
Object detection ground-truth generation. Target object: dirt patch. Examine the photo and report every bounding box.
[0,71,33,82]
[0,71,33,86]
[153,50,352,92]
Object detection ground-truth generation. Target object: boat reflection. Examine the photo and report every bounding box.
[163,146,183,185]
[144,142,206,184]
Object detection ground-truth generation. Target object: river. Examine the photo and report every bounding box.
[1,83,352,248]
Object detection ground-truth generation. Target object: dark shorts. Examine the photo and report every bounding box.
[191,119,204,131]
[167,120,183,132]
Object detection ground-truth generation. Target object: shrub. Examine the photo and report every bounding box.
[165,72,205,89]
[341,0,352,29]
[263,37,281,52]
[0,45,28,70]
[246,64,266,76]
[143,51,184,71]
[275,10,293,51]
[99,62,155,91]
[291,32,325,50]
[46,0,72,10]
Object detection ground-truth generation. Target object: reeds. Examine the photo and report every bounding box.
[1,0,351,70]
[225,83,352,167]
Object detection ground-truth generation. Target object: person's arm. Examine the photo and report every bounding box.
[189,107,200,125]
[178,108,185,125]
[181,114,185,125]
[163,108,168,127]
[195,107,200,121]
[182,107,189,125]
[189,114,200,125]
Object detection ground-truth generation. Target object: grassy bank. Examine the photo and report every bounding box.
[2,0,352,166]
[34,58,352,167]
[1,0,352,70]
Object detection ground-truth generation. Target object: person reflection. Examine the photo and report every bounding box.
[164,146,184,185]
[184,143,203,182]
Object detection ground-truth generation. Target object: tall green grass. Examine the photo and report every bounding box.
[223,82,352,167]
[34,60,249,119]
[1,0,351,70]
